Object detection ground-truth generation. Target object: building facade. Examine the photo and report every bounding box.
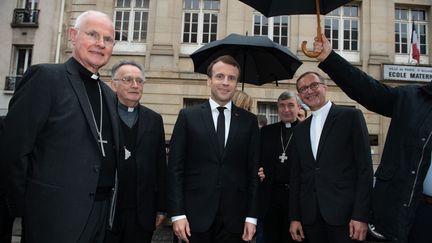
[1,0,431,168]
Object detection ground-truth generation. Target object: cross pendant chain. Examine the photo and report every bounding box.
[279,126,293,163]
[87,81,106,157]
[279,152,288,163]
[98,133,107,157]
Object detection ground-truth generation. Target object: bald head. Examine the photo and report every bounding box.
[74,10,114,30]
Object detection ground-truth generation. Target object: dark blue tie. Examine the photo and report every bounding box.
[217,106,226,154]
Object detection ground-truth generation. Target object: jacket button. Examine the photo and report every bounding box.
[403,203,408,207]
[421,137,426,142]
[411,170,416,175]
[93,166,100,173]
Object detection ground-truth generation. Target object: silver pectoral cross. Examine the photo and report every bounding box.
[98,135,107,157]
[279,152,288,163]
[124,146,131,160]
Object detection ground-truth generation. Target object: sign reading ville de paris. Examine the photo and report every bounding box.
[383,64,432,82]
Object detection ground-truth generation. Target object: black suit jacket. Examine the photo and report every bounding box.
[167,101,260,233]
[289,104,373,225]
[114,105,167,232]
[0,58,120,243]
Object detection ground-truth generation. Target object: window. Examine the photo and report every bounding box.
[6,46,32,91]
[182,0,219,44]
[22,0,38,9]
[12,0,39,26]
[114,0,149,43]
[257,102,278,125]
[253,13,289,46]
[395,8,428,57]
[14,46,32,76]
[324,5,360,52]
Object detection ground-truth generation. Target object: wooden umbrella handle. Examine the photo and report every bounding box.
[302,0,322,58]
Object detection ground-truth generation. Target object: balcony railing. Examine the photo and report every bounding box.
[5,76,22,91]
[11,8,40,27]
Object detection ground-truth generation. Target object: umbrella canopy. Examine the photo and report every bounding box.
[239,0,352,17]
[239,0,353,57]
[190,33,302,86]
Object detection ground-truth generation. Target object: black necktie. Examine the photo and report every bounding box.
[217,106,226,154]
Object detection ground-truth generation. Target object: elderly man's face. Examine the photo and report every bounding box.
[70,14,115,73]
[111,64,144,108]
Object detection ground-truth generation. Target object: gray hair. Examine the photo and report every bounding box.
[111,60,145,79]
[277,91,301,105]
[74,10,113,29]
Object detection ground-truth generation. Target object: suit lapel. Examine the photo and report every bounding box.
[301,117,315,161]
[101,83,120,156]
[136,106,148,146]
[200,102,220,156]
[316,104,338,161]
[65,59,99,143]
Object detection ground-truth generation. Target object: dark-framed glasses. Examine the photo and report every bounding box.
[84,30,115,46]
[297,82,324,94]
[114,76,145,85]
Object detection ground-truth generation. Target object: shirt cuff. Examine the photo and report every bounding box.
[171,215,187,222]
[245,217,257,225]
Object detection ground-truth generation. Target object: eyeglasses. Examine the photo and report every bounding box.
[213,73,238,82]
[297,82,324,94]
[83,30,115,46]
[114,76,145,85]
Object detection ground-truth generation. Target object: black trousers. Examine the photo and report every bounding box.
[187,210,245,243]
[408,200,432,243]
[77,199,110,243]
[263,187,292,243]
[303,210,358,243]
[105,208,153,243]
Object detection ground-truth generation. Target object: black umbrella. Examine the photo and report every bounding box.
[239,0,353,57]
[190,33,302,88]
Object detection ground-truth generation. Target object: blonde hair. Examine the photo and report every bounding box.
[232,90,253,111]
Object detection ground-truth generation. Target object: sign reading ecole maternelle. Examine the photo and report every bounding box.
[383,64,432,82]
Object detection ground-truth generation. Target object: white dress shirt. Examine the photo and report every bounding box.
[310,101,332,160]
[423,155,432,196]
[209,98,231,146]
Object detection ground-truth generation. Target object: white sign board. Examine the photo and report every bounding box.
[383,64,432,82]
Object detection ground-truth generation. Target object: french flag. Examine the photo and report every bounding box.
[411,23,420,64]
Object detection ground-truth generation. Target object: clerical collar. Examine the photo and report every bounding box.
[311,101,332,117]
[118,102,138,113]
[71,57,100,82]
[209,97,232,112]
[283,119,298,128]
[118,102,139,128]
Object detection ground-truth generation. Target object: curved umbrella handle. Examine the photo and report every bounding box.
[302,0,322,58]
[301,40,321,58]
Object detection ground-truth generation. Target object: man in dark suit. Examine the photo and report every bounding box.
[259,91,301,243]
[167,55,260,243]
[0,10,119,243]
[289,71,373,243]
[314,34,432,243]
[105,60,167,243]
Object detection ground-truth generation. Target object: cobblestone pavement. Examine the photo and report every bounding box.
[12,218,390,243]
